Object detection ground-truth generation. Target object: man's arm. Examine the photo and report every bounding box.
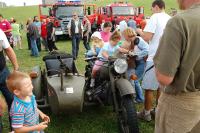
[136,28,154,42]
[4,29,12,33]
[155,68,174,86]
[67,20,71,36]
[4,47,19,71]
[154,18,184,87]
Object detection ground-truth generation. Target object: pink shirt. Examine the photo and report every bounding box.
[0,20,12,36]
[100,31,112,43]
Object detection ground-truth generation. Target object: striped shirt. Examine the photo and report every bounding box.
[10,95,39,133]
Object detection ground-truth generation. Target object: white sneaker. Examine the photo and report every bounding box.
[90,78,95,87]
[137,109,152,122]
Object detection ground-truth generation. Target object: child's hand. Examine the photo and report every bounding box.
[37,121,48,131]
[40,113,50,123]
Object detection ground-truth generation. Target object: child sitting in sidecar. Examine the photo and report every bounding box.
[86,31,104,57]
[90,31,130,87]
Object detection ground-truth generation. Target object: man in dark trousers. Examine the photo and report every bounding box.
[0,29,19,132]
[67,12,83,60]
[46,17,58,52]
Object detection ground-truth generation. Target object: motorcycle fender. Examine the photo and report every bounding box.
[115,78,135,97]
[31,66,43,100]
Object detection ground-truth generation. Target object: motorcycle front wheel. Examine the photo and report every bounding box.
[118,95,139,133]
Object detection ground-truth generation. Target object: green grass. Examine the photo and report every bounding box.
[0,1,177,133]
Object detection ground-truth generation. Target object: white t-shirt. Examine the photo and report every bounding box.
[144,12,171,61]
[0,29,10,51]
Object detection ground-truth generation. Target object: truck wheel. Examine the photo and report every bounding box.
[118,95,139,133]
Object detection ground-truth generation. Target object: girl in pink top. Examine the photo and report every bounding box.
[100,22,112,43]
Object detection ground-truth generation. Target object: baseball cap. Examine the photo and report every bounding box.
[91,31,102,40]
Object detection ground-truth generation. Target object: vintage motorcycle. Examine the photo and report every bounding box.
[31,51,139,133]
[84,55,139,133]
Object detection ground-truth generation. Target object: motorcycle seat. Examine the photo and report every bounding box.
[43,51,78,76]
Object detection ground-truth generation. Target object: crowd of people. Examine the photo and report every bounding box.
[1,0,200,132]
[26,16,58,57]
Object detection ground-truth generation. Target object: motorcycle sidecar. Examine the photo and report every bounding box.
[31,52,85,114]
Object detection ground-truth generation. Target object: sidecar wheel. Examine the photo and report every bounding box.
[118,96,139,133]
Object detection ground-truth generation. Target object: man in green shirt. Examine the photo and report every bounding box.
[154,0,200,132]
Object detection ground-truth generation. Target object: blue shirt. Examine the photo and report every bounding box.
[33,21,41,34]
[135,37,149,60]
[10,95,40,133]
[98,42,120,60]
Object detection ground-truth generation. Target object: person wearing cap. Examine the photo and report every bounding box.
[86,31,104,57]
[127,17,137,30]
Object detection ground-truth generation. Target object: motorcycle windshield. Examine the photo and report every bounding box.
[55,6,84,18]
[112,6,135,16]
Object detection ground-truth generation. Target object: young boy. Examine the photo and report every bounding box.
[6,71,50,133]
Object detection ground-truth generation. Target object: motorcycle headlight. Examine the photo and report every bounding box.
[114,59,128,74]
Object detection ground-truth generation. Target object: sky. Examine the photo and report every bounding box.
[0,0,42,6]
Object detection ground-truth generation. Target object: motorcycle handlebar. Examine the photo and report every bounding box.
[84,56,98,62]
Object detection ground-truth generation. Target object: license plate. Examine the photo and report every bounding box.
[55,31,63,35]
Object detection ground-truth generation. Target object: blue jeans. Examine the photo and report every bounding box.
[0,67,13,130]
[30,37,39,57]
[134,60,146,102]
[72,34,81,59]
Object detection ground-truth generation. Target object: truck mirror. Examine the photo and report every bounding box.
[49,8,53,16]
[87,7,91,15]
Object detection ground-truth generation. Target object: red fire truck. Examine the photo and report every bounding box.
[39,0,96,37]
[94,2,144,27]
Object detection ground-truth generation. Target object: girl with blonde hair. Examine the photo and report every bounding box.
[121,27,149,103]
[90,31,130,87]
[86,31,104,57]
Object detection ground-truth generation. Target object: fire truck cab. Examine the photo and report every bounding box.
[39,0,96,37]
[96,2,144,27]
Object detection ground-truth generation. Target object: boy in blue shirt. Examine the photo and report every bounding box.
[6,71,50,133]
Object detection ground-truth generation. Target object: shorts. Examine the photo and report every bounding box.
[155,92,200,133]
[141,61,159,90]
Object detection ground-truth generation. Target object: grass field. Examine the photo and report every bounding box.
[0,1,177,133]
